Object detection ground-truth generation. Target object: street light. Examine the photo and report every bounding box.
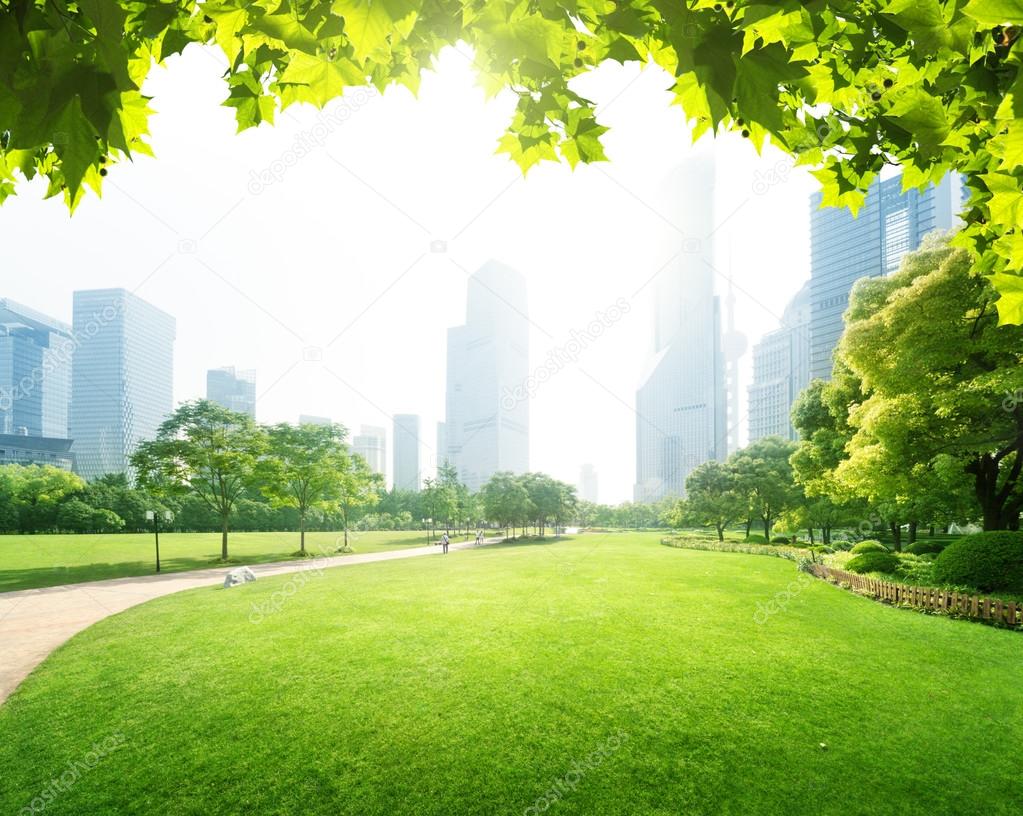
[422,518,433,546]
[146,510,173,573]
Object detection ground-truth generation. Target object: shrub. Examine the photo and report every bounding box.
[772,535,792,544]
[846,551,901,575]
[850,540,888,554]
[745,534,768,544]
[906,539,946,555]
[932,532,1023,594]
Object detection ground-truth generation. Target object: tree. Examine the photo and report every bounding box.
[481,472,531,539]
[672,460,744,541]
[337,453,381,549]
[730,437,800,540]
[132,400,266,560]
[4,465,85,532]
[259,421,350,554]
[6,1,1023,321]
[835,238,1023,531]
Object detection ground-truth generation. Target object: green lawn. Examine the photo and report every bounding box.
[1,533,1020,814]
[0,529,433,592]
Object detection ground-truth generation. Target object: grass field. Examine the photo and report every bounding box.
[1,532,1020,814]
[0,529,434,592]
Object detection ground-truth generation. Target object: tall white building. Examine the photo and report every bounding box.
[445,260,529,492]
[70,289,175,481]
[435,421,447,477]
[351,424,386,478]
[748,282,811,442]
[634,155,726,503]
[578,463,599,504]
[206,366,256,418]
[393,413,421,492]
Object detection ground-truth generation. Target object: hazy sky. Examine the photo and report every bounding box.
[1,45,817,503]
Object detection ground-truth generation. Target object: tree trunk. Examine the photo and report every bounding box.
[744,517,752,539]
[889,522,902,552]
[762,515,771,540]
[299,511,306,554]
[808,527,815,545]
[221,516,229,560]
[908,521,917,545]
[716,523,724,542]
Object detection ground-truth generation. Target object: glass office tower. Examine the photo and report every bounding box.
[0,298,73,439]
[808,173,963,381]
[70,289,175,480]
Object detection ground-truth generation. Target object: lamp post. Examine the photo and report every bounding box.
[146,510,173,573]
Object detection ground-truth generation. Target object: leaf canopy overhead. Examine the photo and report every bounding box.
[3,0,1023,320]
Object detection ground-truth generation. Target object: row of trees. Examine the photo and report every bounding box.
[673,237,1023,549]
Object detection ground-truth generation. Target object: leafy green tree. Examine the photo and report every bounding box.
[481,472,531,538]
[132,400,266,560]
[672,460,744,541]
[7,0,1023,319]
[337,453,381,549]
[835,237,1023,531]
[258,421,350,554]
[730,437,800,540]
[3,465,85,532]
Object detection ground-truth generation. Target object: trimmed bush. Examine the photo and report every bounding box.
[906,539,946,556]
[771,536,792,544]
[850,540,888,554]
[745,534,768,544]
[932,532,1023,594]
[846,551,901,575]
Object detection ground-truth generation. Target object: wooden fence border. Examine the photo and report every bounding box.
[810,564,1021,629]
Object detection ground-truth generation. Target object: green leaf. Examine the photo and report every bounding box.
[990,272,1023,324]
[333,0,419,62]
[248,13,320,53]
[54,97,98,200]
[884,88,949,151]
[203,3,248,63]
[278,52,366,107]
[962,0,1023,26]
[983,171,1023,228]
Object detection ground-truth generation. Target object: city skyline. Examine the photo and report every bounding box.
[634,153,727,502]
[0,47,823,501]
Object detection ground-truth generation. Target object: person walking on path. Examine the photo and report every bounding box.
[441,532,450,554]
[475,530,483,546]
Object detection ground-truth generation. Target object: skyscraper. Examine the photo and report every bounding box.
[809,173,963,380]
[748,282,811,442]
[634,155,727,503]
[393,413,421,492]
[435,421,447,477]
[0,299,73,438]
[70,289,175,481]
[206,366,256,418]
[351,424,386,477]
[578,463,599,504]
[445,260,529,492]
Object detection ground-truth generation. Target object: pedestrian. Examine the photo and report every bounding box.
[441,532,449,554]
[475,529,483,546]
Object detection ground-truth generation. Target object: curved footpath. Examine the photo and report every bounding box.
[0,536,500,706]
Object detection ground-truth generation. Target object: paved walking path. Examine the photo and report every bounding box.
[0,536,499,705]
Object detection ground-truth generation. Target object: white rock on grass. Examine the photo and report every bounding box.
[223,566,257,588]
